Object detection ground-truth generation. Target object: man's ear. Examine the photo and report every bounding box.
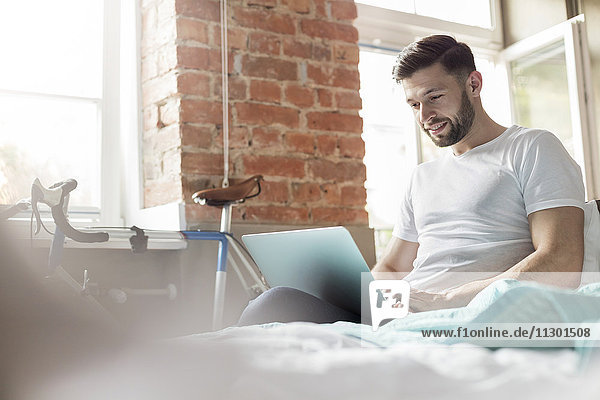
[466,71,483,97]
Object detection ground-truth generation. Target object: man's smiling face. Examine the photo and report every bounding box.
[403,62,475,148]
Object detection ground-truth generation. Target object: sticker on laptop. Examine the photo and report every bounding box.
[369,280,410,331]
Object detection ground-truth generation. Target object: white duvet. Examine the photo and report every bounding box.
[175,322,600,400]
[30,320,600,400]
[32,278,600,400]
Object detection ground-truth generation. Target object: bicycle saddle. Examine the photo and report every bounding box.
[192,175,263,207]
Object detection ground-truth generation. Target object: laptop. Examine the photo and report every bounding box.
[242,226,373,317]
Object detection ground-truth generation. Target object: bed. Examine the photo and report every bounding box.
[20,275,600,399]
[168,279,600,400]
[119,200,600,399]
[14,201,600,400]
[49,279,597,400]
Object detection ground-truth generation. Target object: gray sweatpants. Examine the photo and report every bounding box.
[237,286,362,326]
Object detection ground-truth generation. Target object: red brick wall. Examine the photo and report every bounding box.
[140,0,367,227]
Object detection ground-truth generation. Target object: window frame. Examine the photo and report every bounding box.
[499,15,599,199]
[3,0,187,244]
[102,0,123,226]
[355,1,504,55]
[0,0,121,226]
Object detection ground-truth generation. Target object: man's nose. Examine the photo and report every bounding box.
[419,105,435,125]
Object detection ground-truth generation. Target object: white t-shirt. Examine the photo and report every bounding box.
[392,125,585,291]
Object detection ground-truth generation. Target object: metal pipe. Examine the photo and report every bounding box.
[220,0,229,188]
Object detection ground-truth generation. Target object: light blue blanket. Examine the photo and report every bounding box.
[331,279,600,349]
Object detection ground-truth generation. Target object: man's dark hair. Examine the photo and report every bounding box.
[392,35,476,83]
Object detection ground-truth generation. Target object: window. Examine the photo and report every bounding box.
[359,50,416,233]
[501,16,599,199]
[356,0,494,29]
[0,0,121,224]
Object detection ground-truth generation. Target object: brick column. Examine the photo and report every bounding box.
[141,0,367,228]
[140,0,183,206]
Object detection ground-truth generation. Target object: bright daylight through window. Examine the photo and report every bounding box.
[0,1,104,211]
[355,0,493,29]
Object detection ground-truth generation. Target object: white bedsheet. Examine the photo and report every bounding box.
[180,322,600,400]
[31,321,600,400]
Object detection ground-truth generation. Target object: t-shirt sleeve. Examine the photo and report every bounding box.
[519,131,585,215]
[392,170,419,242]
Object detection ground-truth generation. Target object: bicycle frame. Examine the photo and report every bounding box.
[183,204,268,330]
[3,179,267,332]
[44,196,119,329]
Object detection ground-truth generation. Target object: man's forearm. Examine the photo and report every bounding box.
[372,262,411,280]
[372,237,419,280]
[447,247,583,307]
[410,205,584,312]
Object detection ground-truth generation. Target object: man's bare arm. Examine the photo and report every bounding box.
[372,236,419,279]
[411,206,584,311]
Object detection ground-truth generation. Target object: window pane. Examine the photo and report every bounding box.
[510,40,575,158]
[359,50,417,229]
[356,0,492,29]
[415,0,492,29]
[0,0,104,98]
[355,0,415,13]
[0,95,100,207]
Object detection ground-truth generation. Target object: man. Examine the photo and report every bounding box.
[238,34,585,325]
[373,34,585,312]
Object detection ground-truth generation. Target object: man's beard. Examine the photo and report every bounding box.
[425,90,475,148]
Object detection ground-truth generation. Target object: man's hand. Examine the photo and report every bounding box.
[408,287,466,312]
[409,288,445,312]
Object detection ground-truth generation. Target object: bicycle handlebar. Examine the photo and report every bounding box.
[50,206,109,243]
[31,178,109,243]
[0,200,30,220]
[49,178,78,195]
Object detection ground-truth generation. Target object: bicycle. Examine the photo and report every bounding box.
[1,177,268,331]
[187,174,269,329]
[1,178,118,328]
